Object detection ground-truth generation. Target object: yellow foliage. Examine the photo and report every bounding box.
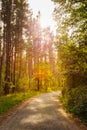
[33,62,52,81]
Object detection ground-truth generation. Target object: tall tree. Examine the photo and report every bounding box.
[0,0,2,87]
[0,0,33,94]
[3,0,12,94]
[52,0,87,88]
[52,0,87,120]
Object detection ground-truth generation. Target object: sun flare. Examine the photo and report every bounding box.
[40,15,56,35]
[28,0,56,32]
[40,17,52,28]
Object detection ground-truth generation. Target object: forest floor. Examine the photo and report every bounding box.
[0,92,87,130]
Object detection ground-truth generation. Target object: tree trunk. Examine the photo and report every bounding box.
[0,56,2,87]
[37,78,40,91]
[4,0,12,94]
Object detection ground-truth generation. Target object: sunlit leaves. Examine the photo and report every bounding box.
[53,0,87,123]
[33,62,52,81]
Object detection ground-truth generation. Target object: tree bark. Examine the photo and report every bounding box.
[4,0,12,94]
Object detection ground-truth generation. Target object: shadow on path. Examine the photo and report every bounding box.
[0,92,82,130]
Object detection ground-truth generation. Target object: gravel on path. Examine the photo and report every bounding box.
[0,92,84,130]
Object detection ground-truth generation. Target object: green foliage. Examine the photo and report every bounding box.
[0,91,41,115]
[53,0,87,125]
[61,85,87,125]
[16,76,29,92]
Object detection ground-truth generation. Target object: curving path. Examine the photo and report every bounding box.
[0,92,82,130]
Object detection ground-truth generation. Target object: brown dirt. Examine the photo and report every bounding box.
[0,92,87,130]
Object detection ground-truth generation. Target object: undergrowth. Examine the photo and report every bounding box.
[0,90,42,115]
[60,85,87,126]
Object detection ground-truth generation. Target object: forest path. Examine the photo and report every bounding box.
[0,92,82,130]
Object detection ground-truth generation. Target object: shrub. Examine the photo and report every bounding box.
[61,85,87,125]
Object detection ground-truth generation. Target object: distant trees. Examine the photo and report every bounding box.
[33,62,52,91]
[0,0,56,95]
[28,15,56,91]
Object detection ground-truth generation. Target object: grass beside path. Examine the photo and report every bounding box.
[0,91,42,115]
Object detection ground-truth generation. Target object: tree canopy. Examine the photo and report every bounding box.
[52,0,87,124]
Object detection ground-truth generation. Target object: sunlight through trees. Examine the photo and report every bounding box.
[0,0,87,125]
[0,0,57,95]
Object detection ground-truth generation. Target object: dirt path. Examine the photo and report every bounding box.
[0,92,84,130]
